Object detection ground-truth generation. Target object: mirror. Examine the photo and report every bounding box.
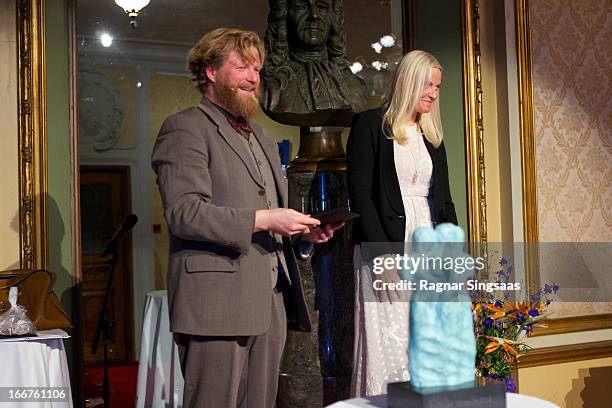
[70,0,485,403]
[74,0,409,362]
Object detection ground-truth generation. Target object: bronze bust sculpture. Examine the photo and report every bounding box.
[261,0,368,126]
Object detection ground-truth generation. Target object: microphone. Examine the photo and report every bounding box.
[100,214,138,258]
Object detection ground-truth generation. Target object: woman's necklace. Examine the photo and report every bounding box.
[406,123,421,184]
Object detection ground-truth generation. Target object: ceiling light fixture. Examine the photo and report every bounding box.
[114,0,151,29]
[371,42,383,54]
[100,33,113,47]
[350,62,363,74]
[379,35,395,48]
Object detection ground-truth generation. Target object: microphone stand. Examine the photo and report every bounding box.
[91,249,119,408]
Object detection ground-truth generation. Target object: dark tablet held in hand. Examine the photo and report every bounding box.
[312,208,359,226]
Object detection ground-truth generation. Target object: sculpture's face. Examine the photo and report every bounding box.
[417,67,442,114]
[288,0,333,48]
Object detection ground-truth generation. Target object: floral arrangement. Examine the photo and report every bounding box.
[470,257,558,392]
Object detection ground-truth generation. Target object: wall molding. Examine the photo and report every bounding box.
[518,340,612,368]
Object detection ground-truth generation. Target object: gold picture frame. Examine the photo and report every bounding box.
[17,0,48,270]
[515,0,612,335]
[461,0,488,246]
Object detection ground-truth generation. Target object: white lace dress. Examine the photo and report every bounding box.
[351,124,434,397]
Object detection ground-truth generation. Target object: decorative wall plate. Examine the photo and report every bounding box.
[78,70,123,151]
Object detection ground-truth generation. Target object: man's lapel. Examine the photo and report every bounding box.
[197,99,264,189]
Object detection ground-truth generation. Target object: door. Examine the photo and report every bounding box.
[80,165,135,363]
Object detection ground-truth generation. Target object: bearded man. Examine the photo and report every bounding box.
[151,28,341,408]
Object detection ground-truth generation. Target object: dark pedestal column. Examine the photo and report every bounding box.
[276,127,355,407]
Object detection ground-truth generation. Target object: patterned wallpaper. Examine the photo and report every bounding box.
[531,0,611,242]
[530,0,612,317]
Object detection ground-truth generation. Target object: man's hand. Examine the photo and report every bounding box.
[254,208,320,236]
[301,223,344,244]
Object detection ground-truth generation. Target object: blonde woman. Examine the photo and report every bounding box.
[346,50,457,396]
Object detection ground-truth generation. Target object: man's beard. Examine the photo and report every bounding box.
[214,79,261,119]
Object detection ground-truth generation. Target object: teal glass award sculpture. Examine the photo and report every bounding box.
[408,223,476,388]
[388,224,506,408]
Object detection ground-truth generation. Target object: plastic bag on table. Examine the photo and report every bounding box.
[0,286,35,335]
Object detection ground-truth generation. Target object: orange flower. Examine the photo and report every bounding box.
[483,336,521,356]
[484,341,500,354]
[486,304,506,319]
[501,342,518,356]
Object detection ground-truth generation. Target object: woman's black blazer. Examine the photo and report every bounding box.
[346,108,458,245]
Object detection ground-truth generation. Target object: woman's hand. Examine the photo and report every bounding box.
[373,255,402,304]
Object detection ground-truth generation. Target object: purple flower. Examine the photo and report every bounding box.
[500,258,508,265]
[528,308,539,317]
[494,300,503,308]
[516,312,525,322]
[504,376,516,393]
[530,291,542,303]
[484,318,493,327]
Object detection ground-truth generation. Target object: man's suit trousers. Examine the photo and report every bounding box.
[175,288,286,408]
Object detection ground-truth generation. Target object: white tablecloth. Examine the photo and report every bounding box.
[326,393,559,407]
[136,290,184,408]
[0,329,73,407]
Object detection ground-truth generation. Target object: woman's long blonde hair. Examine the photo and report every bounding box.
[382,50,443,147]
